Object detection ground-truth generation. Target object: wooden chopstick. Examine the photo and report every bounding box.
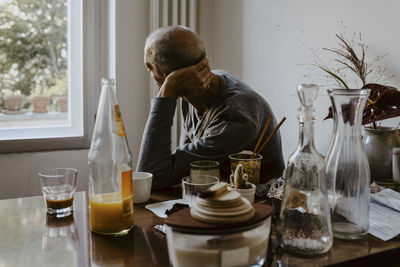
[252,115,272,157]
[254,117,286,156]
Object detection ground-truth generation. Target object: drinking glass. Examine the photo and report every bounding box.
[190,160,220,178]
[182,175,219,206]
[40,168,78,217]
[393,148,400,184]
[229,152,262,184]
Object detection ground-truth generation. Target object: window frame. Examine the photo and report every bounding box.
[0,0,102,154]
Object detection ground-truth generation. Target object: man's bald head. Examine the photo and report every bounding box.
[145,26,206,76]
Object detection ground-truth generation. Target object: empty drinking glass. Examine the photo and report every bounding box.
[182,175,219,206]
[190,160,220,178]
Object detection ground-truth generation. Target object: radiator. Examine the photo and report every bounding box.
[149,0,199,149]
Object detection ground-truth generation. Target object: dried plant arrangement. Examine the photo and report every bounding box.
[315,32,400,128]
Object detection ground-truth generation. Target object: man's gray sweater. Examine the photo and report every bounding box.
[137,70,285,188]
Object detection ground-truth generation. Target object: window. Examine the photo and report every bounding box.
[0,0,98,153]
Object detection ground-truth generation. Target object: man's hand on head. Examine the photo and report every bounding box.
[157,58,214,99]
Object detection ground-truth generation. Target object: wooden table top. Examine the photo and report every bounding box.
[0,189,400,266]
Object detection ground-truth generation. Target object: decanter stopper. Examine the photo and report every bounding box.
[297,84,319,108]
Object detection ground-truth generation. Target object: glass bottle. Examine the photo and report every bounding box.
[88,78,134,236]
[325,89,371,240]
[278,84,332,255]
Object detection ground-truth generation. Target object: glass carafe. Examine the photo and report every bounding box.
[278,84,332,255]
[325,89,371,240]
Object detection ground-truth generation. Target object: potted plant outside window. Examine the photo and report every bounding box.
[56,96,68,112]
[48,74,68,112]
[30,86,50,113]
[1,89,25,114]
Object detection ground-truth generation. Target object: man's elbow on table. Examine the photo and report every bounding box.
[137,161,177,190]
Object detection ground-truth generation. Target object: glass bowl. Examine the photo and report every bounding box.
[165,204,272,267]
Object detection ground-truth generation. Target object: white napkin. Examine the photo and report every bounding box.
[369,189,400,241]
[370,189,400,211]
[145,199,185,218]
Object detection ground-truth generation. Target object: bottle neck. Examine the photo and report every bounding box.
[297,119,316,152]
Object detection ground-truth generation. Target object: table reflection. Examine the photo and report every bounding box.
[269,233,371,266]
[41,214,79,266]
[42,214,78,249]
[90,226,170,267]
[91,231,134,266]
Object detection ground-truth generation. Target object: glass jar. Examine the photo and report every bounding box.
[165,205,272,267]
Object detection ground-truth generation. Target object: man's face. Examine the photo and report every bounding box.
[144,48,165,87]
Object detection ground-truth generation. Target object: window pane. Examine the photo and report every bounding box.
[0,0,83,140]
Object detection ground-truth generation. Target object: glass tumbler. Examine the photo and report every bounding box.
[190,160,220,178]
[229,152,262,185]
[182,175,219,206]
[40,168,78,218]
[393,148,400,184]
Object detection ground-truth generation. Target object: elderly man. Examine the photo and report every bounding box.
[137,25,285,189]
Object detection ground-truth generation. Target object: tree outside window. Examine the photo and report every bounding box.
[0,0,67,113]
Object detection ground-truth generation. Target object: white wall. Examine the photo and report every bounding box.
[203,0,400,161]
[0,0,149,200]
[0,150,89,199]
[3,0,400,199]
[115,0,149,169]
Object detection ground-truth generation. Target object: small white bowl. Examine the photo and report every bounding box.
[228,183,256,203]
[132,172,153,203]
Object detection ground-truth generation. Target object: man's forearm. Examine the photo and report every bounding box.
[136,98,177,188]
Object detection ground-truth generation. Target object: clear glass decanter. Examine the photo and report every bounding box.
[278,84,333,255]
[325,89,371,240]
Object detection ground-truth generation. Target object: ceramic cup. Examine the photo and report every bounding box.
[132,172,153,203]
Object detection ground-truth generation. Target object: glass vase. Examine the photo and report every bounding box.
[325,89,371,240]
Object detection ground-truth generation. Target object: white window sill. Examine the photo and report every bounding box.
[0,111,69,128]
